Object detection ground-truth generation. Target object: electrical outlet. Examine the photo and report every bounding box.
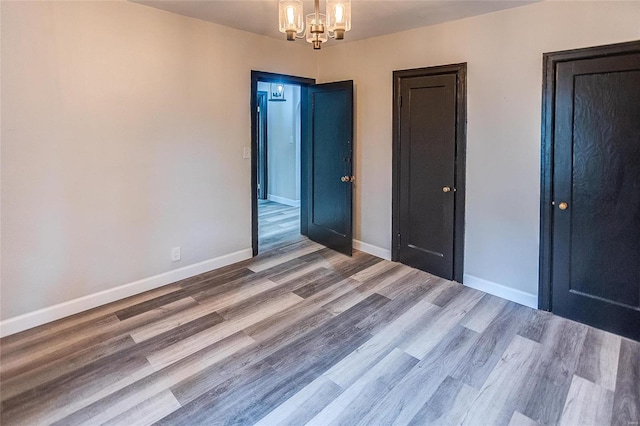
[243,147,250,159]
[171,247,181,262]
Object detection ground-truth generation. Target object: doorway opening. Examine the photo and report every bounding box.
[251,71,315,255]
[251,71,355,257]
[257,82,303,252]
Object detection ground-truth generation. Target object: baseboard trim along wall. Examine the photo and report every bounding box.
[266,194,300,207]
[0,248,253,338]
[463,274,538,309]
[353,239,392,261]
[351,243,537,310]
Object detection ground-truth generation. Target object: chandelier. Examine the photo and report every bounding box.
[278,0,351,50]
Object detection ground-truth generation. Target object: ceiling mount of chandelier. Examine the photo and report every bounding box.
[278,0,351,50]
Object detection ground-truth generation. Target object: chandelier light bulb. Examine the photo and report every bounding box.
[278,0,304,41]
[335,4,344,23]
[326,0,351,40]
[286,6,295,26]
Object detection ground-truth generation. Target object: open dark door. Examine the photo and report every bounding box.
[306,81,354,255]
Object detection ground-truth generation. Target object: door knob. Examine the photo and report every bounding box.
[558,202,569,210]
[442,186,452,193]
[341,176,350,182]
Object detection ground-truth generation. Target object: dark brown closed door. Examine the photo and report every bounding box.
[398,74,457,279]
[551,49,640,340]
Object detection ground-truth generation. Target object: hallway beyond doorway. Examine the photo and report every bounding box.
[258,200,301,252]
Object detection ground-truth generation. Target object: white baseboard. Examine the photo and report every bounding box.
[0,248,253,338]
[353,239,391,261]
[267,194,300,208]
[463,274,538,309]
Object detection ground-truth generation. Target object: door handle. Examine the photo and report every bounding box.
[558,202,569,210]
[443,186,455,193]
[341,176,350,182]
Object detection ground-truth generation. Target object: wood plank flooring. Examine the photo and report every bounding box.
[258,200,301,252]
[1,204,639,425]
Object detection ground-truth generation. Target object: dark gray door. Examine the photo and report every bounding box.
[307,81,353,255]
[551,50,640,340]
[398,74,457,279]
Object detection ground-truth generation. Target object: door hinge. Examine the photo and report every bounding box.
[397,233,401,249]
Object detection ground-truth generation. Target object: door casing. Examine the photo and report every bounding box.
[391,64,467,283]
[539,40,640,311]
[257,91,268,200]
[251,71,315,256]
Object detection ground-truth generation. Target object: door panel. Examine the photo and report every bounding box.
[552,52,640,340]
[307,81,353,255]
[398,74,457,279]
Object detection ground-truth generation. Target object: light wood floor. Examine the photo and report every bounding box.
[1,206,639,425]
[258,200,301,253]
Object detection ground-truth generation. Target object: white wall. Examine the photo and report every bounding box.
[317,1,640,303]
[0,0,315,325]
[257,82,301,205]
[2,0,639,332]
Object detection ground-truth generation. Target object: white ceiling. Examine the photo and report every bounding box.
[132,0,540,44]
